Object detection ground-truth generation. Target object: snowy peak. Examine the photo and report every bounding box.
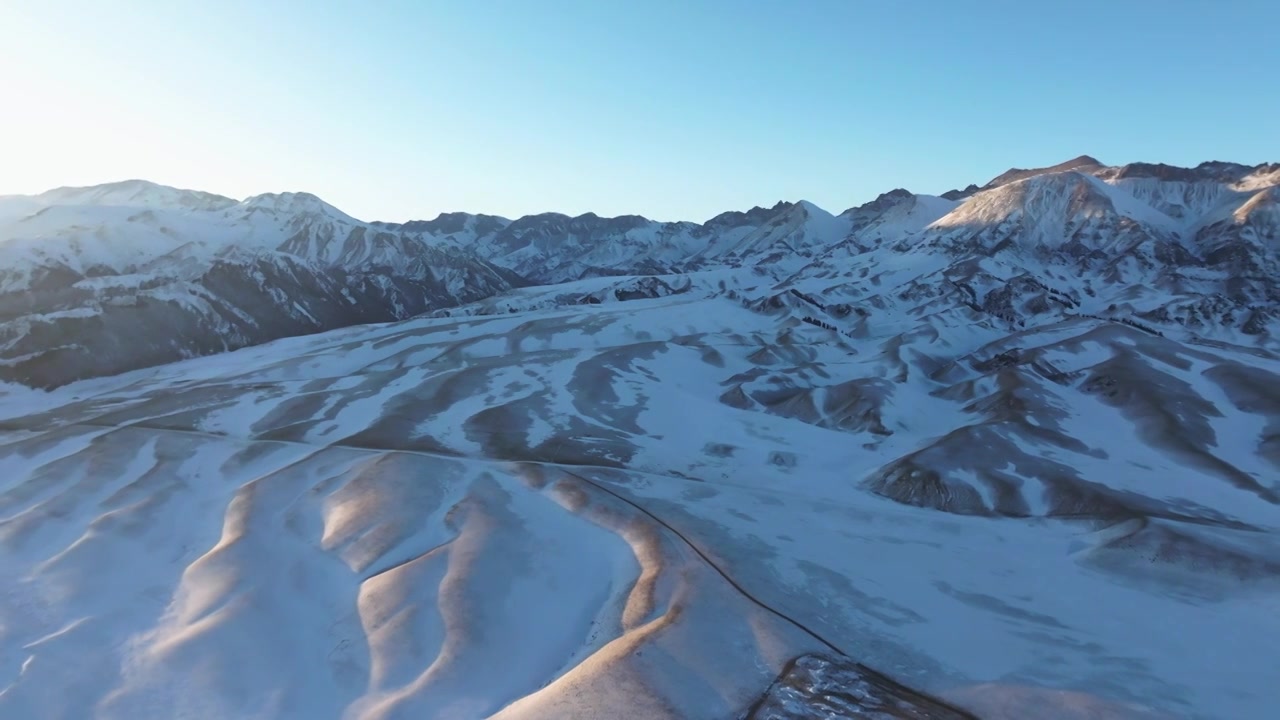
[468,210,708,282]
[923,170,1186,263]
[35,179,238,212]
[578,212,654,233]
[936,170,1143,228]
[0,180,525,385]
[792,199,835,220]
[383,212,511,240]
[840,188,914,217]
[982,154,1104,190]
[946,159,1279,246]
[1099,160,1277,187]
[703,203,790,231]
[716,199,850,262]
[239,191,356,223]
[941,183,981,201]
[842,191,958,244]
[791,199,851,244]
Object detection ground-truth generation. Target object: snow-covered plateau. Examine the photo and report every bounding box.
[2,157,1278,719]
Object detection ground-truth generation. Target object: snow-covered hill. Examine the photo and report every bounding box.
[3,273,1277,720]
[2,157,1279,719]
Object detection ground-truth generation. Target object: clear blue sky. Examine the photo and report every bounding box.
[2,0,1277,222]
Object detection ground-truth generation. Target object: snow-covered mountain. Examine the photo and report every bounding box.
[786,158,1280,347]
[2,157,1279,720]
[0,181,523,387]
[0,187,873,386]
[11,158,1272,389]
[466,211,704,282]
[434,201,855,284]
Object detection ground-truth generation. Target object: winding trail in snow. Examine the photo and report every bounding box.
[551,467,982,719]
[5,412,979,718]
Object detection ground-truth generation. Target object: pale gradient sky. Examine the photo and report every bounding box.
[2,0,1277,223]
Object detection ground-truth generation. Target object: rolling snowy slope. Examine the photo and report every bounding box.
[2,156,1279,719]
[3,272,1279,719]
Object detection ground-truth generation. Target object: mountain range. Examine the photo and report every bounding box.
[1,156,1278,720]
[2,156,1276,389]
